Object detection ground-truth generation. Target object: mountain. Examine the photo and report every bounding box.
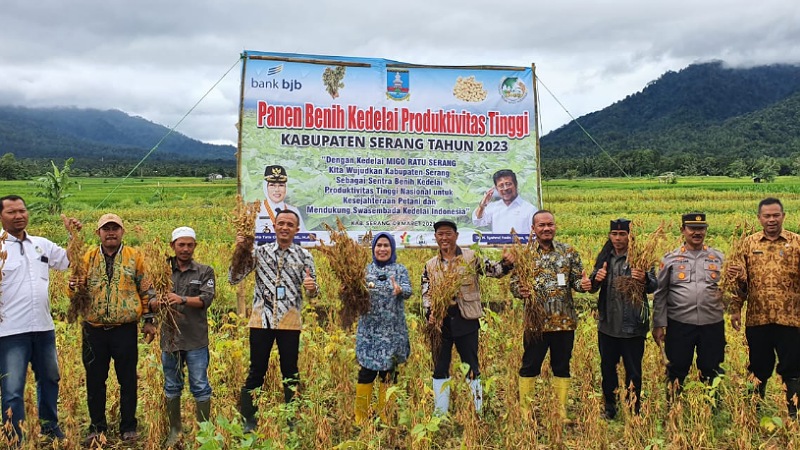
[0,106,235,162]
[541,62,800,160]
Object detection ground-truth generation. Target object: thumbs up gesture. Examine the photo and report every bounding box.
[595,261,608,283]
[390,275,402,296]
[580,270,592,292]
[303,267,317,293]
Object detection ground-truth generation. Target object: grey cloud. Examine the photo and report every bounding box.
[2,0,799,144]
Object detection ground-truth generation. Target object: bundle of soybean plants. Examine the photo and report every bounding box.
[614,220,668,306]
[510,230,547,341]
[62,214,91,323]
[140,237,180,341]
[425,257,467,357]
[720,221,756,304]
[318,218,372,329]
[230,194,261,272]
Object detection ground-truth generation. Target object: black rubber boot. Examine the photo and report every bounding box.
[239,389,257,433]
[164,396,182,448]
[785,377,800,419]
[196,399,211,423]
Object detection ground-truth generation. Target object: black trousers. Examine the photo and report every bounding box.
[664,319,725,385]
[244,328,301,403]
[432,328,480,380]
[598,332,644,414]
[519,330,574,378]
[358,367,396,384]
[745,324,800,383]
[82,322,139,434]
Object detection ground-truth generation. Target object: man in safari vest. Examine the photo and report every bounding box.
[421,219,514,416]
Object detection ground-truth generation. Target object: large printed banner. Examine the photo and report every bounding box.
[238,51,541,246]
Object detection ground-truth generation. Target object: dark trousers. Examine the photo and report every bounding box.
[82,322,139,434]
[664,319,725,386]
[519,330,574,378]
[358,367,396,384]
[244,328,301,403]
[745,324,800,383]
[433,329,480,380]
[598,332,644,414]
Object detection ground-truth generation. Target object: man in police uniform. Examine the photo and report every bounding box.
[653,213,726,401]
[256,165,306,234]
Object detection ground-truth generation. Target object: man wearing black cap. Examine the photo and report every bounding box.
[256,165,306,234]
[588,218,657,419]
[653,213,725,403]
[421,219,514,416]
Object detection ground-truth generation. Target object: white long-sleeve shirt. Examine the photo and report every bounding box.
[471,196,536,234]
[0,231,69,337]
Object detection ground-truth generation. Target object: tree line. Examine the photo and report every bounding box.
[0,153,236,180]
[541,150,800,181]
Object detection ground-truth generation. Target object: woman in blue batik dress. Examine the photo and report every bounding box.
[353,232,412,424]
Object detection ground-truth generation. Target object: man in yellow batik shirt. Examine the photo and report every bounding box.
[728,198,800,419]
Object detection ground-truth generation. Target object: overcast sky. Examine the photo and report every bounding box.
[2,0,798,146]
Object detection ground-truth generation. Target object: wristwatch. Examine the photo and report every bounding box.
[181,296,188,305]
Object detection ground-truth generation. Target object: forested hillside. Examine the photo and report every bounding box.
[540,62,800,178]
[0,106,235,177]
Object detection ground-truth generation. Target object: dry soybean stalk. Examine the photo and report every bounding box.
[425,258,465,357]
[510,230,546,340]
[614,221,667,306]
[230,195,260,271]
[62,215,91,323]
[317,218,371,329]
[141,239,180,338]
[720,222,755,303]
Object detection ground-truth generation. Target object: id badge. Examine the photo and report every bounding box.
[276,285,286,300]
[557,273,566,286]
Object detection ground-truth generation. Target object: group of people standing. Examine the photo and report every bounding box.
[0,195,216,447]
[345,198,800,427]
[1,193,799,448]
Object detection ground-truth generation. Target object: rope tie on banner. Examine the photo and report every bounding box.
[94,56,243,211]
[535,74,631,179]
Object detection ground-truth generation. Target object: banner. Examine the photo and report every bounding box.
[238,51,541,246]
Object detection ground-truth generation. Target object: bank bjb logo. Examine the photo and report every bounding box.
[251,64,303,92]
[386,69,410,101]
[499,76,527,103]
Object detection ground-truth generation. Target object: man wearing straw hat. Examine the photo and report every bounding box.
[72,213,156,445]
[0,195,80,444]
[653,212,725,403]
[256,165,306,235]
[150,226,216,447]
[589,218,657,420]
[728,197,800,419]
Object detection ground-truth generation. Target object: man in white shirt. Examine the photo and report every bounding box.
[0,195,80,444]
[472,169,537,234]
[255,165,306,235]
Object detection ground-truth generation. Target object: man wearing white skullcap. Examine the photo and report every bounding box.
[151,226,216,447]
